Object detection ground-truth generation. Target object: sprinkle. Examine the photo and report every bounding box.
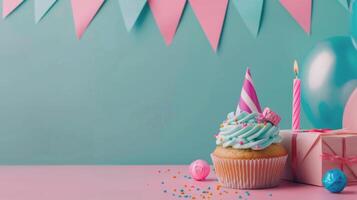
[216,185,221,190]
[161,181,164,184]
[158,170,161,173]
[239,141,244,145]
[238,195,243,199]
[269,193,273,197]
[163,190,167,193]
[172,176,177,179]
[245,191,250,196]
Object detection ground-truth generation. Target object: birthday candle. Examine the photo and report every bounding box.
[292,60,301,130]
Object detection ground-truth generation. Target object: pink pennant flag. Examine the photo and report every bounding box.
[71,0,105,39]
[148,0,186,46]
[237,68,262,114]
[279,0,312,34]
[189,0,228,52]
[3,0,24,18]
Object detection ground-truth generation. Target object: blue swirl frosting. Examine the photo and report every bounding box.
[216,111,282,150]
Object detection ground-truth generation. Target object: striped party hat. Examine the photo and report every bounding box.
[236,68,262,114]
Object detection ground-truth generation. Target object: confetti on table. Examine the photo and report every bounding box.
[151,167,278,200]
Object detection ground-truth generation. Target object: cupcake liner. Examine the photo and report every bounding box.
[211,154,287,189]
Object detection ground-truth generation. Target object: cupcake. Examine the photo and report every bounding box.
[211,68,287,189]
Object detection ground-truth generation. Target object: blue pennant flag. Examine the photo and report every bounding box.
[338,0,350,11]
[118,0,147,32]
[35,0,57,23]
[233,0,264,37]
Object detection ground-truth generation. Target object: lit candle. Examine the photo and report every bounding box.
[292,60,301,130]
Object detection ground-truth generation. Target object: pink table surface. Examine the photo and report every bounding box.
[0,165,355,200]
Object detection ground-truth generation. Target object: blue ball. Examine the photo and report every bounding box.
[322,169,347,193]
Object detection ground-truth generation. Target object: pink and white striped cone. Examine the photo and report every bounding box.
[236,68,262,114]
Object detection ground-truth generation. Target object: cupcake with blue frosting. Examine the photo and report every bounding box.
[211,69,287,189]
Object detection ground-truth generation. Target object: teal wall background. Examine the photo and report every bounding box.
[0,0,350,164]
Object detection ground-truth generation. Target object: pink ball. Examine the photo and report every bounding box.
[189,160,210,181]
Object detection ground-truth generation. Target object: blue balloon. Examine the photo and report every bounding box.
[302,0,357,128]
[302,37,357,129]
[322,169,347,193]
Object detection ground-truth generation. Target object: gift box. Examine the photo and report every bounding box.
[280,129,357,186]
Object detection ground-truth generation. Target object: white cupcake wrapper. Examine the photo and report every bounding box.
[211,154,287,189]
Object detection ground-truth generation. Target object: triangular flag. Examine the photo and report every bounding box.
[233,0,264,37]
[3,0,24,18]
[35,0,57,23]
[189,0,228,52]
[70,0,105,39]
[338,0,350,10]
[237,68,262,114]
[118,0,147,32]
[279,0,312,34]
[148,0,186,45]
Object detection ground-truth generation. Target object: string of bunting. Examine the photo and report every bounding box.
[1,0,352,52]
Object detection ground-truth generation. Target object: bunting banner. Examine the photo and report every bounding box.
[189,0,228,52]
[3,0,24,18]
[148,0,186,45]
[35,0,57,23]
[71,0,105,39]
[0,0,344,50]
[279,0,312,34]
[338,0,350,11]
[118,0,147,32]
[233,0,264,37]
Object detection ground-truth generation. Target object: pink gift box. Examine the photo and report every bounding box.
[280,129,357,186]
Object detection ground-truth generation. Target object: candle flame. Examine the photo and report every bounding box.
[293,60,299,77]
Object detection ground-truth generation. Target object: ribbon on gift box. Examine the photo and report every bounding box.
[322,153,357,165]
[291,129,357,181]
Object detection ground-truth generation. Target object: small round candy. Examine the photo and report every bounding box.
[189,160,210,181]
[322,169,347,193]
